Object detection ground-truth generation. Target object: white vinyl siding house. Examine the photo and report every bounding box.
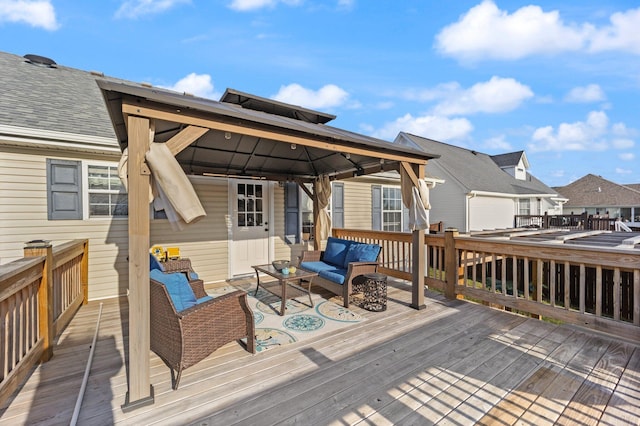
[469,196,515,231]
[396,132,564,232]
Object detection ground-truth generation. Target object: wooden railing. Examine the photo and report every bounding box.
[334,228,640,342]
[0,239,88,406]
[514,212,621,231]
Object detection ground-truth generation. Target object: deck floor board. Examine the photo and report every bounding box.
[0,279,637,425]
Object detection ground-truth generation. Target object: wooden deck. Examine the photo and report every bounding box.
[1,279,639,425]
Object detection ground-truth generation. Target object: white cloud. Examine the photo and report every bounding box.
[228,0,301,12]
[483,135,512,151]
[528,110,622,152]
[612,138,635,149]
[0,0,58,30]
[337,0,355,10]
[161,73,219,100]
[616,167,633,174]
[370,114,473,142]
[589,8,640,54]
[115,0,189,19]
[619,153,635,161]
[565,84,605,103]
[435,2,640,61]
[272,83,349,110]
[432,76,533,116]
[435,0,589,61]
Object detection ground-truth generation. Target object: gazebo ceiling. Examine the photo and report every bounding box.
[98,80,438,182]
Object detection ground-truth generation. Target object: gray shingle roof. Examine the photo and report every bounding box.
[553,174,640,207]
[0,51,118,140]
[490,151,525,168]
[399,132,558,196]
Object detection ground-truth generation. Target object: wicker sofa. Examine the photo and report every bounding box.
[299,237,381,308]
[149,270,255,389]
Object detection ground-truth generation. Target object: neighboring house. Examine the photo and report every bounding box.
[553,174,640,224]
[0,50,414,300]
[395,132,566,232]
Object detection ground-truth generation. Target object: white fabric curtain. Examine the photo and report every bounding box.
[118,143,206,231]
[400,166,431,231]
[314,175,332,241]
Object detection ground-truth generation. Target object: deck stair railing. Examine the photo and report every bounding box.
[0,239,88,406]
[333,228,640,343]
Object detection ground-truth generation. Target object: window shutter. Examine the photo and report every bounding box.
[47,159,82,220]
[332,182,344,229]
[284,182,300,244]
[371,185,382,231]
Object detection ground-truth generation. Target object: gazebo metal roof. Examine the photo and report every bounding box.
[99,80,438,182]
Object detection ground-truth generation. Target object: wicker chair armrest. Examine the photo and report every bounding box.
[299,250,323,263]
[346,261,379,279]
[177,289,247,318]
[188,279,207,299]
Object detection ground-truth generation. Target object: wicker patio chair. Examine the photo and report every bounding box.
[150,277,256,390]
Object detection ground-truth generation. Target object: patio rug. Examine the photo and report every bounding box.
[208,282,365,353]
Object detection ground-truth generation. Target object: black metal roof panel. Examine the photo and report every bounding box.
[220,88,336,125]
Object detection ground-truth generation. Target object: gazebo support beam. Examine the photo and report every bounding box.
[122,115,155,411]
[406,162,426,310]
[165,125,209,156]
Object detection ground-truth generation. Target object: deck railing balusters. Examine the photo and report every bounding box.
[0,239,88,406]
[333,228,639,342]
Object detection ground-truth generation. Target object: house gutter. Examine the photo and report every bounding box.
[0,124,121,155]
[467,190,559,198]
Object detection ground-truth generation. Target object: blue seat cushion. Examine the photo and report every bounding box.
[322,237,353,267]
[150,269,197,312]
[300,261,337,274]
[318,268,348,285]
[343,243,381,268]
[197,295,213,304]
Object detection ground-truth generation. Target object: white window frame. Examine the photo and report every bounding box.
[82,161,128,220]
[518,198,531,216]
[382,185,403,232]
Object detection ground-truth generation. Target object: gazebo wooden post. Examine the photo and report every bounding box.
[312,190,321,250]
[122,115,155,411]
[410,163,426,310]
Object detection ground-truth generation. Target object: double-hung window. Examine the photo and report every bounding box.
[382,186,403,232]
[87,165,128,217]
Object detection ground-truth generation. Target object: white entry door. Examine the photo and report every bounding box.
[230,180,270,275]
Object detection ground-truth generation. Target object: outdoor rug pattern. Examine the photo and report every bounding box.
[209,282,365,352]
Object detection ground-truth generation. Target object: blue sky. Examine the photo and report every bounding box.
[1,0,639,187]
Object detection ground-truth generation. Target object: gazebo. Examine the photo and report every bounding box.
[97,81,438,409]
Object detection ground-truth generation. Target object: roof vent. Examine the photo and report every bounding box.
[24,54,57,68]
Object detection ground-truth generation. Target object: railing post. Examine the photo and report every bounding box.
[81,239,89,305]
[444,228,459,299]
[24,240,54,362]
[543,212,549,229]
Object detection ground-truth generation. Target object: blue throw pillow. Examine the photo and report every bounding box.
[343,243,380,268]
[149,253,164,272]
[150,269,197,312]
[322,237,352,267]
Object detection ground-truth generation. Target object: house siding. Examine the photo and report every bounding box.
[0,147,237,300]
[343,179,373,230]
[150,176,230,284]
[469,196,514,231]
[0,146,126,300]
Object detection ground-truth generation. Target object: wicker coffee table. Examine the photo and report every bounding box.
[252,264,318,316]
